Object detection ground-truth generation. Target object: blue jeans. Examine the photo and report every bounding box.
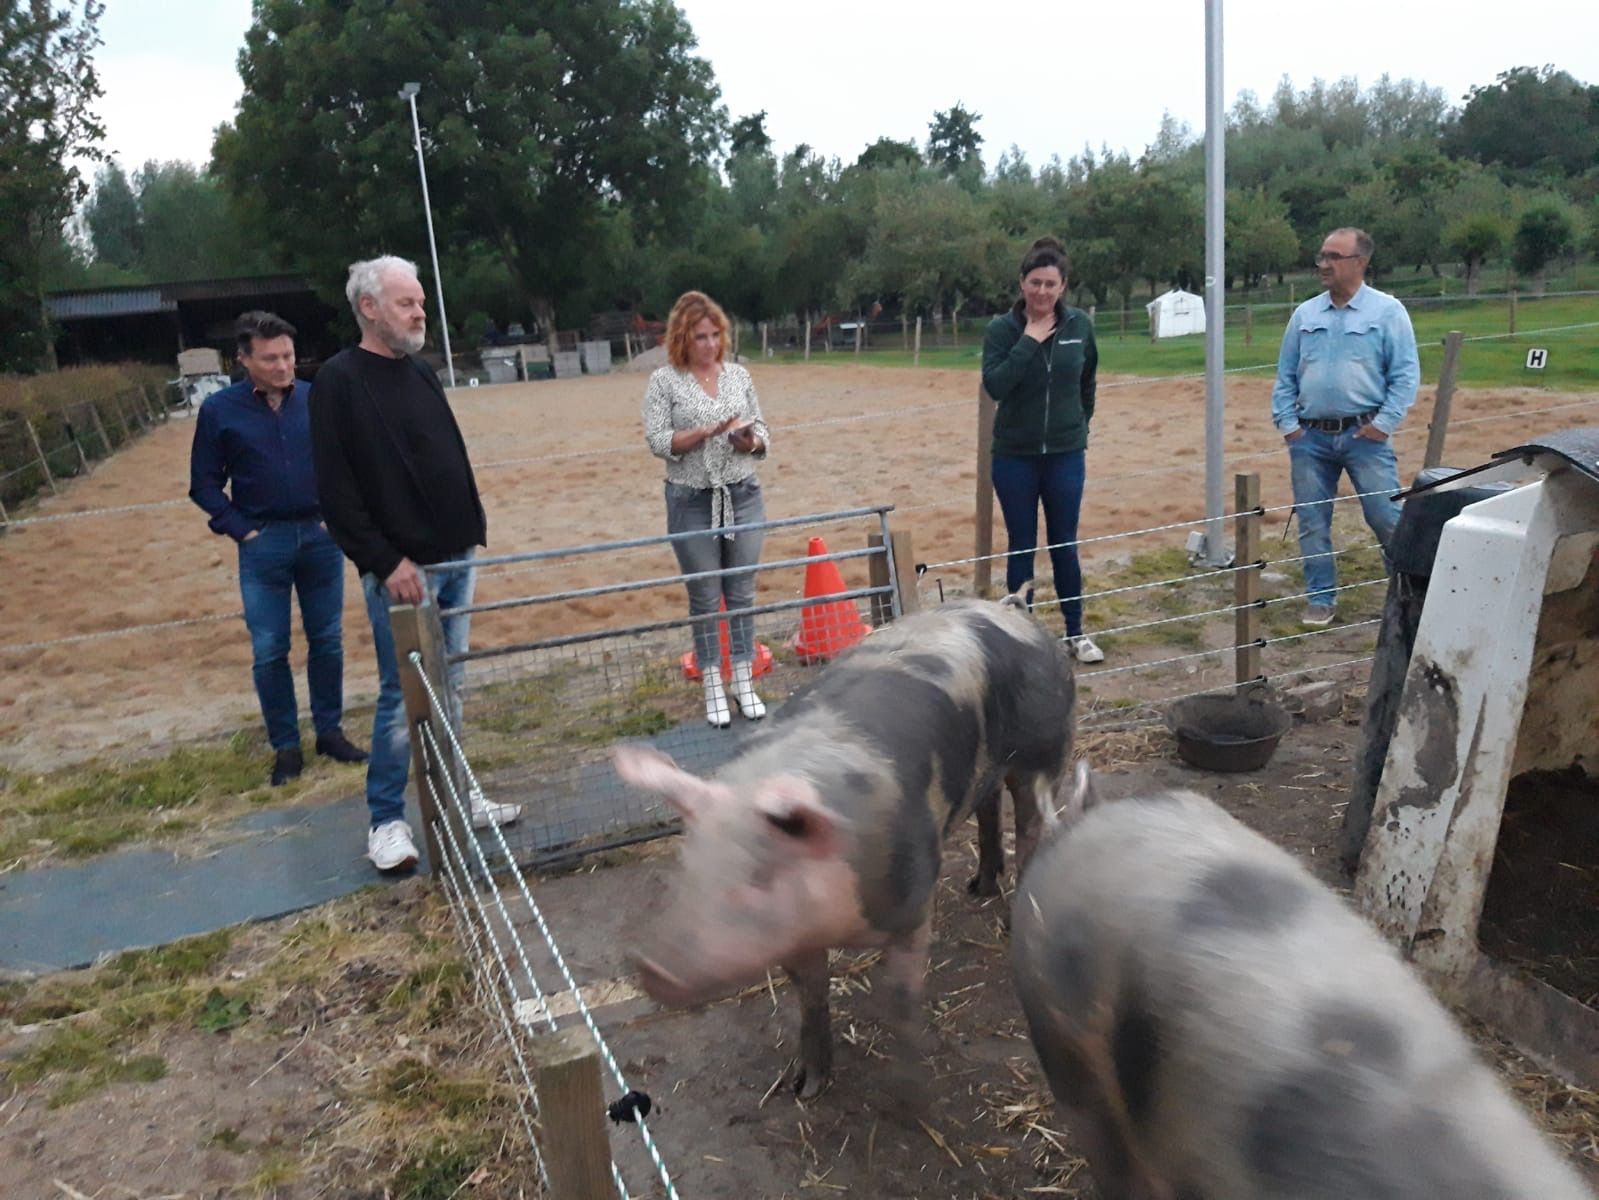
[665,478,767,668]
[992,451,1087,636]
[361,552,476,829]
[1288,428,1401,608]
[236,519,347,750]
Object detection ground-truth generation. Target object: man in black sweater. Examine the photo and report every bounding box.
[311,255,518,872]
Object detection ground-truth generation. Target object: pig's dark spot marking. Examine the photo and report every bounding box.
[1110,980,1161,1129]
[1308,1002,1404,1074]
[967,615,1074,776]
[1037,917,1096,1014]
[901,653,952,678]
[1181,861,1308,933]
[843,770,873,795]
[1245,1069,1398,1199]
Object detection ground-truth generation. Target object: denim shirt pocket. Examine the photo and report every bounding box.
[1298,322,1332,364]
[1343,320,1382,365]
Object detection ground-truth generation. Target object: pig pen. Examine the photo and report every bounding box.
[481,718,1599,1200]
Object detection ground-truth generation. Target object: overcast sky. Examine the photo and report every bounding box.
[96,0,1599,174]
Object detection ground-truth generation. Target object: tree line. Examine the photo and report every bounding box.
[5,0,1599,371]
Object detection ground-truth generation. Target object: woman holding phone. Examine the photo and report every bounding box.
[643,290,771,727]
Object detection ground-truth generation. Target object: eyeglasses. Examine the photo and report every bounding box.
[1315,251,1366,264]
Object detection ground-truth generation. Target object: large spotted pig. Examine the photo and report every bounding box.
[1011,770,1594,1200]
[613,599,1074,1097]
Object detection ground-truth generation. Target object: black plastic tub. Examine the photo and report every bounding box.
[1165,690,1292,772]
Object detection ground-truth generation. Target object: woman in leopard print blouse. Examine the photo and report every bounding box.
[643,291,771,728]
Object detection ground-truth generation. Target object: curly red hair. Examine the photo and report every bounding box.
[665,290,731,370]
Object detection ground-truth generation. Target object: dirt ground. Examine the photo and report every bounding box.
[2,363,1595,771]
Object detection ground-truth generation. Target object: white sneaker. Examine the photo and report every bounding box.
[471,798,521,830]
[1067,635,1105,664]
[703,671,732,728]
[367,819,419,872]
[727,660,766,720]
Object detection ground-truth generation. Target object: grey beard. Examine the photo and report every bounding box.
[390,328,425,355]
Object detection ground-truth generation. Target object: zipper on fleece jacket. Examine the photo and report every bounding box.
[1040,328,1053,452]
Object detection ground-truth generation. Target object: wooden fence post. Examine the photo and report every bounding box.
[1508,289,1517,336]
[1424,331,1465,470]
[867,529,919,625]
[391,602,451,875]
[111,392,134,442]
[901,313,908,351]
[88,401,114,456]
[1234,473,1262,689]
[913,316,922,367]
[760,321,768,358]
[731,318,740,359]
[1245,304,1254,347]
[529,1027,621,1200]
[974,384,997,597]
[23,417,59,495]
[67,410,91,475]
[803,311,812,361]
[1119,303,1127,340]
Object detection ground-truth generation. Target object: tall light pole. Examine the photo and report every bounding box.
[1200,0,1229,565]
[399,82,456,387]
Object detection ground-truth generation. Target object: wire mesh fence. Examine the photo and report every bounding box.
[408,647,680,1200]
[431,505,907,869]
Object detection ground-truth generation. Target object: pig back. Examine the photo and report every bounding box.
[1012,793,1594,1200]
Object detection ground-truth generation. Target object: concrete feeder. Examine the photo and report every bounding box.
[1348,429,1599,1087]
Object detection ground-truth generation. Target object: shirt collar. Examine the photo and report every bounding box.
[1320,283,1369,311]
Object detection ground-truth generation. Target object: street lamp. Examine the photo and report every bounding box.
[399,82,456,387]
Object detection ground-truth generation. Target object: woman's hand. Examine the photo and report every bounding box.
[1023,313,1058,343]
[728,423,762,454]
[669,416,740,455]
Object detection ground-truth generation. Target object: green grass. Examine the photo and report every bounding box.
[769,291,1599,391]
[0,724,372,867]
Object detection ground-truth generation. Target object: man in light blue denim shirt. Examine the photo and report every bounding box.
[1271,227,1420,627]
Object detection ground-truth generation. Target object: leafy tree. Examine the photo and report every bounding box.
[1444,213,1508,294]
[849,166,995,323]
[855,136,920,172]
[728,110,771,157]
[215,0,724,341]
[1511,202,1576,291]
[1444,66,1599,177]
[926,103,983,177]
[1226,187,1299,290]
[0,0,104,370]
[85,160,140,268]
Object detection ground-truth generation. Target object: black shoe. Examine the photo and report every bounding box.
[315,729,369,764]
[271,747,304,787]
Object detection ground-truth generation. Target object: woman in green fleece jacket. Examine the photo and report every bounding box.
[981,236,1103,662]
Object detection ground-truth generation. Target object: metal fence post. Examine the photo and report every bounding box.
[1234,473,1263,688]
[529,1027,620,1200]
[974,384,997,597]
[868,528,918,624]
[392,601,452,876]
[1424,331,1464,470]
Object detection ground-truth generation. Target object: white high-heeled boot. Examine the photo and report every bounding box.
[703,670,732,728]
[727,659,766,720]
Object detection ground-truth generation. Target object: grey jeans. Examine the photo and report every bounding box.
[665,477,767,668]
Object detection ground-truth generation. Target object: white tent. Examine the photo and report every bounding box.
[1146,289,1206,339]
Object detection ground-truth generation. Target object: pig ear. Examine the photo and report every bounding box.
[1053,759,1099,827]
[611,744,723,821]
[756,777,847,859]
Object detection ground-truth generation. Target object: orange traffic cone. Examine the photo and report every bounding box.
[681,597,774,681]
[790,536,870,664]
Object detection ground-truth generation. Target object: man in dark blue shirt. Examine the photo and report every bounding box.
[189,311,367,786]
